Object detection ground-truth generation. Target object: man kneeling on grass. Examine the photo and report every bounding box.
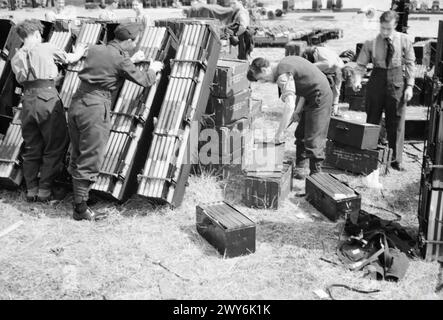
[247,56,333,179]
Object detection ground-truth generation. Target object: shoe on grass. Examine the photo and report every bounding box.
[26,187,38,202]
[73,202,108,221]
[37,189,52,202]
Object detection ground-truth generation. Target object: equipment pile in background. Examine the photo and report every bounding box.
[253,27,343,47]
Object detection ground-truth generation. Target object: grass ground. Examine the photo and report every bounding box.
[0,7,443,300]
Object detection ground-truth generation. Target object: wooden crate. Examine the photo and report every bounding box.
[211,58,249,98]
[196,201,256,258]
[243,163,292,210]
[328,117,380,150]
[243,141,285,173]
[325,140,392,175]
[306,173,361,222]
[210,89,251,126]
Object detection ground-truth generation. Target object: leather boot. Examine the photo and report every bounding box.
[73,201,108,221]
[293,159,309,180]
[309,159,323,175]
[26,187,38,202]
[37,188,52,202]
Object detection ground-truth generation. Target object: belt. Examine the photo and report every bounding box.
[78,81,112,98]
[372,66,403,71]
[22,79,55,91]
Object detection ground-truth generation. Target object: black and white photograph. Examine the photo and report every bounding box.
[0,0,442,306]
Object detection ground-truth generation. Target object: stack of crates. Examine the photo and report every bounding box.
[325,117,393,176]
[199,58,253,178]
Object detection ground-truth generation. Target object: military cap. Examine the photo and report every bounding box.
[114,23,142,41]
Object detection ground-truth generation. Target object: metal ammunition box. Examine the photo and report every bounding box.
[196,201,256,258]
[328,117,380,150]
[211,58,249,98]
[306,173,361,222]
[325,140,392,175]
[243,163,292,210]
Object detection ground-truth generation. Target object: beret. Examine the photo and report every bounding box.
[114,23,142,41]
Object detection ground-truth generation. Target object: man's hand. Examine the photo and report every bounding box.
[291,112,300,124]
[404,85,413,102]
[73,43,88,57]
[230,35,239,46]
[272,134,283,145]
[352,81,362,92]
[131,50,147,64]
[150,61,164,73]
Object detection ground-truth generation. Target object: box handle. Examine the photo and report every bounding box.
[336,124,349,131]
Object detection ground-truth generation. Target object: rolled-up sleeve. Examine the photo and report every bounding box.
[356,40,372,76]
[403,36,416,87]
[276,73,296,102]
[119,57,157,87]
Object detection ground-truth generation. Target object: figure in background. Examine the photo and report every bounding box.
[354,10,415,171]
[133,0,152,27]
[302,45,344,115]
[228,0,254,60]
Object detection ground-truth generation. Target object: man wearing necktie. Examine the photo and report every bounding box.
[353,10,415,171]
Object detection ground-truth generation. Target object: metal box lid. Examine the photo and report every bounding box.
[307,173,358,201]
[198,201,255,230]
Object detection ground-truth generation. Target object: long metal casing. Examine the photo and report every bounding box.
[137,22,221,207]
[91,26,177,201]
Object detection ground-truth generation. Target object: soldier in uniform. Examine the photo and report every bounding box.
[68,23,163,221]
[247,56,333,178]
[354,10,415,171]
[10,19,86,202]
